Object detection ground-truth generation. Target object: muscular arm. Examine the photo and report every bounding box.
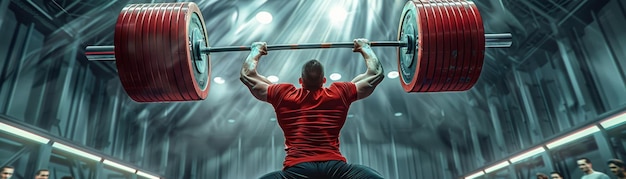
[240,44,272,102]
[351,44,384,100]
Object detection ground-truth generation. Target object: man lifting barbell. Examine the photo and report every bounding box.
[240,39,385,179]
[84,1,513,103]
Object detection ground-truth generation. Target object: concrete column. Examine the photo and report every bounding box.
[513,69,544,143]
[468,119,485,166]
[487,96,507,158]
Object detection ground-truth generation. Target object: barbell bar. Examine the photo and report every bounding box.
[83,1,513,103]
[85,33,512,61]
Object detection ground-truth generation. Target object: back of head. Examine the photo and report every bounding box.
[61,176,74,179]
[300,59,325,89]
[536,173,548,179]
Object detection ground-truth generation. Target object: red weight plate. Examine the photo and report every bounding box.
[458,1,479,91]
[169,3,193,101]
[160,3,186,101]
[146,4,173,101]
[453,0,475,91]
[117,4,150,102]
[177,3,197,100]
[131,4,160,102]
[415,0,433,92]
[138,4,162,102]
[418,0,439,92]
[440,0,462,91]
[447,0,470,91]
[428,0,452,92]
[173,3,210,101]
[149,3,174,101]
[397,1,430,92]
[114,4,137,101]
[466,1,485,90]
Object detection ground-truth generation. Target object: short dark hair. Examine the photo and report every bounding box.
[550,171,563,177]
[61,176,74,179]
[1,165,14,170]
[301,59,324,89]
[578,157,591,164]
[536,173,549,179]
[35,169,49,175]
[608,159,625,168]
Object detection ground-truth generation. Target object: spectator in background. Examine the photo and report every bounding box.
[1,166,14,179]
[608,159,626,179]
[577,158,610,179]
[551,171,565,179]
[60,176,73,179]
[34,169,48,179]
[537,173,549,179]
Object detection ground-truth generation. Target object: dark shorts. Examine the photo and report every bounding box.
[259,160,384,179]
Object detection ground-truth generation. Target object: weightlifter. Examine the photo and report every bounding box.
[240,38,385,179]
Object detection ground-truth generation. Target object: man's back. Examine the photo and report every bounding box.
[267,82,357,168]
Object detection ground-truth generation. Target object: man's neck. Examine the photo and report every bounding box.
[585,170,594,174]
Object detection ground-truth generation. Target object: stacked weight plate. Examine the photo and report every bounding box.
[397,0,485,92]
[114,2,210,102]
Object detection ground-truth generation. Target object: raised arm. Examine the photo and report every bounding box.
[351,38,384,100]
[240,42,272,102]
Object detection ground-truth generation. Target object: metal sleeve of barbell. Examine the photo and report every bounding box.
[85,46,115,61]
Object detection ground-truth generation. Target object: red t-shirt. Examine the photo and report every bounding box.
[267,82,358,168]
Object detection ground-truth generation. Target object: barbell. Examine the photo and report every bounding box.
[84,1,513,103]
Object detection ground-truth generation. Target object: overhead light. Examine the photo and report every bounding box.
[213,77,225,84]
[270,118,276,121]
[387,71,399,79]
[255,11,273,24]
[465,171,485,179]
[347,114,354,118]
[329,73,342,81]
[546,126,599,149]
[228,119,235,123]
[136,171,159,179]
[267,75,279,83]
[103,159,136,173]
[484,161,510,173]
[600,112,626,129]
[509,146,545,163]
[0,122,49,144]
[394,112,402,117]
[52,142,101,162]
[329,7,347,25]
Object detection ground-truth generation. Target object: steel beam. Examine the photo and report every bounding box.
[0,0,9,30]
[590,10,626,86]
[0,144,34,166]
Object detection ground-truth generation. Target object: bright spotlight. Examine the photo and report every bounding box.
[387,71,399,79]
[267,75,279,83]
[329,73,342,81]
[213,77,225,84]
[255,11,273,24]
[394,112,403,117]
[329,7,347,24]
[228,119,235,123]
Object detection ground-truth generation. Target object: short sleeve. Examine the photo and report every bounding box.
[331,82,358,105]
[267,83,295,106]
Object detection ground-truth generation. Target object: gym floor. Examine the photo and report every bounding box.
[0,0,625,179]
